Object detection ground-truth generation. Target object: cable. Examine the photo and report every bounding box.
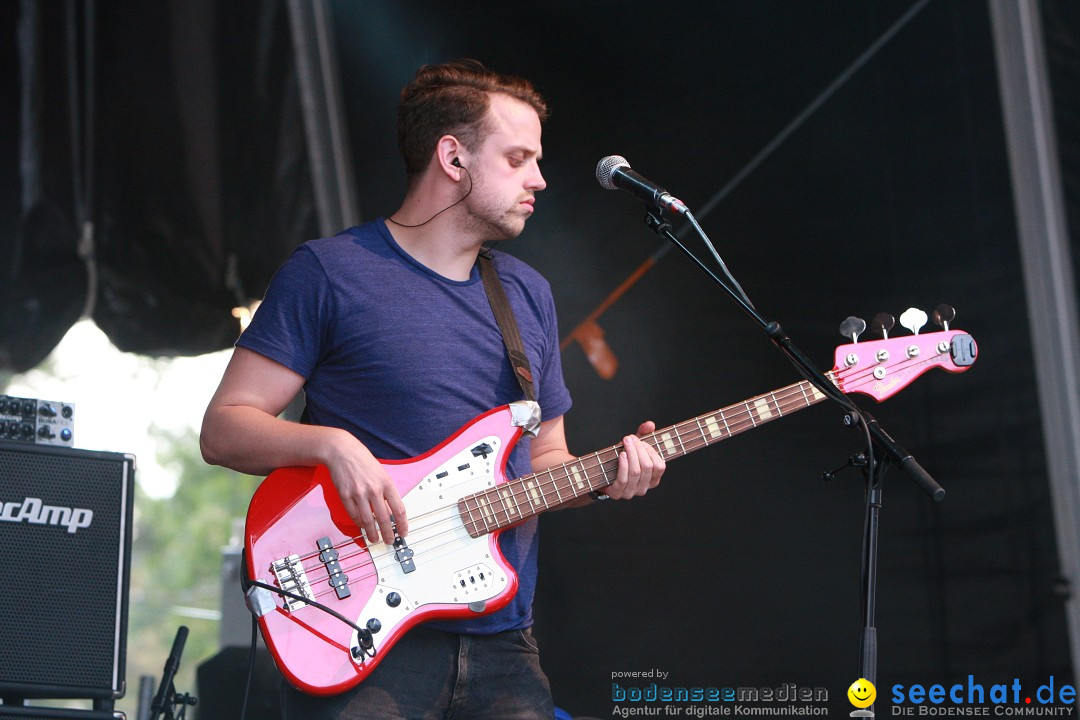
[387,164,473,228]
[238,615,258,720]
[246,579,375,658]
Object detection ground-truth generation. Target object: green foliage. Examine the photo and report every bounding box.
[120,425,260,719]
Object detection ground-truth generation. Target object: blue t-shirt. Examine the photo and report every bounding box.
[237,219,572,633]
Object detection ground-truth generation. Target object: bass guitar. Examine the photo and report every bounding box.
[245,322,977,694]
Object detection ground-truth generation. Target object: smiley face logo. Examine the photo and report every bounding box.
[847,678,876,708]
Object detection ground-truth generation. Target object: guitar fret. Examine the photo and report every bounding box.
[569,464,588,494]
[500,486,518,523]
[745,401,757,426]
[470,496,484,536]
[525,479,540,512]
[657,431,677,459]
[470,495,487,536]
[689,421,706,452]
[798,382,813,409]
[549,469,563,505]
[479,493,495,528]
[704,415,724,441]
[694,418,709,446]
[752,397,774,422]
[597,453,611,485]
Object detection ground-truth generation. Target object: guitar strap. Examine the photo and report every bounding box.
[478,247,537,403]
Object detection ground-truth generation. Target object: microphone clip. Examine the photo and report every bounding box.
[644,210,673,238]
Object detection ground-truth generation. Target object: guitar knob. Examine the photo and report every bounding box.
[932,304,956,330]
[386,592,401,608]
[366,618,382,633]
[899,307,928,336]
[838,316,867,343]
[870,313,895,339]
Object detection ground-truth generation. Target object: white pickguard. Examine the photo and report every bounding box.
[349,435,511,661]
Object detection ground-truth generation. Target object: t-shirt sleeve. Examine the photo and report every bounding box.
[536,285,573,422]
[235,245,333,379]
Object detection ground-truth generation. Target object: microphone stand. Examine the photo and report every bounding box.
[149,626,198,720]
[640,207,946,698]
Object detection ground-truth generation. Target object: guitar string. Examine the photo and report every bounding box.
[293,377,853,601]
[285,379,816,604]
[288,368,866,588]
[278,347,950,603]
[280,340,947,573]
[292,375,825,572]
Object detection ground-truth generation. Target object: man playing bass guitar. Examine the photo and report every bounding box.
[201,59,666,720]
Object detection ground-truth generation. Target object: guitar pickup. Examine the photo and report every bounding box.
[317,536,351,599]
[393,536,416,574]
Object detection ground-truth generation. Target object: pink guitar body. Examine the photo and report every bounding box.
[246,404,534,695]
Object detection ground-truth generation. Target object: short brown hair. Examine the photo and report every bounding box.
[397,59,549,181]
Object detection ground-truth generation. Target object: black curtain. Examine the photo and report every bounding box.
[0,0,317,370]
[2,0,1077,715]
[325,0,1075,714]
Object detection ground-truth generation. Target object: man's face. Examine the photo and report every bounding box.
[460,93,547,241]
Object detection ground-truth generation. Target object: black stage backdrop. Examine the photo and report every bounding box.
[326,2,1075,715]
[2,0,1078,716]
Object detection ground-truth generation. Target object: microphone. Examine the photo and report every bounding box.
[150,625,188,720]
[596,155,689,216]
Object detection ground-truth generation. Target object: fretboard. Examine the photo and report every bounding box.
[458,376,833,537]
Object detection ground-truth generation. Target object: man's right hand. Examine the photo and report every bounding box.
[324,432,408,544]
[201,347,408,544]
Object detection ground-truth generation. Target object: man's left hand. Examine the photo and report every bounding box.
[603,421,666,499]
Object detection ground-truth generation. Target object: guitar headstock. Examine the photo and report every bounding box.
[831,305,977,402]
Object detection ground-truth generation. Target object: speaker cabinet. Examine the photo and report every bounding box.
[0,443,134,700]
[0,707,122,719]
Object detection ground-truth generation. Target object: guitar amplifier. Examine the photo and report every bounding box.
[0,395,75,447]
[0,443,135,700]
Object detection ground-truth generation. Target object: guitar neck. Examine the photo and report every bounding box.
[458,376,834,537]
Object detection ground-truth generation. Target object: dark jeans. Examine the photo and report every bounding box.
[280,626,554,720]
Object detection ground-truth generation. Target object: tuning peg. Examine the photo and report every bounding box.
[839,316,867,343]
[932,304,956,331]
[900,307,928,335]
[870,313,895,339]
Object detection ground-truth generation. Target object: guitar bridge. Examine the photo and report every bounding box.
[272,554,315,612]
